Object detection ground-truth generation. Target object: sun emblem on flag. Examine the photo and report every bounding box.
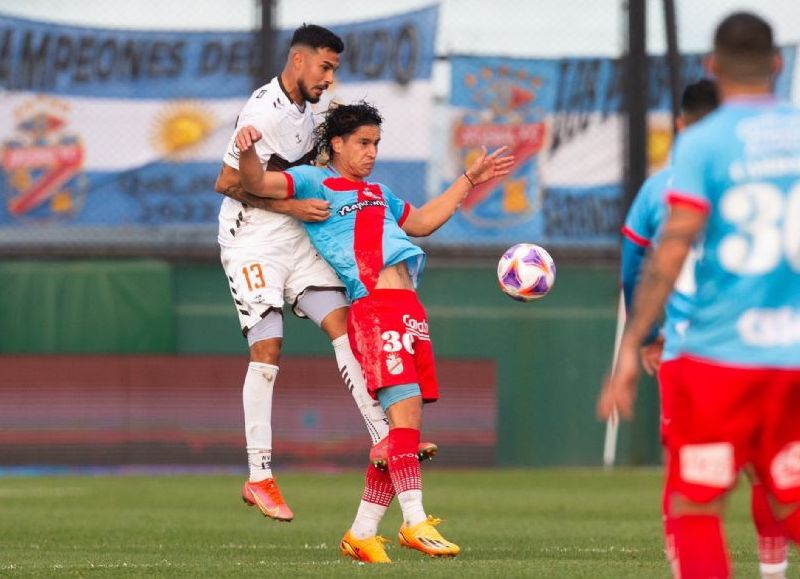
[1,96,88,221]
[151,101,216,160]
[648,119,673,173]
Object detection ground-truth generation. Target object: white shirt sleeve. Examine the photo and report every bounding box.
[222,95,278,171]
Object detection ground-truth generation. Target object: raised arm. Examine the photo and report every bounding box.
[235,126,292,199]
[401,146,514,237]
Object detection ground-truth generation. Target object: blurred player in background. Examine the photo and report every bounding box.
[619,78,789,578]
[234,101,514,562]
[599,12,800,578]
[214,25,434,523]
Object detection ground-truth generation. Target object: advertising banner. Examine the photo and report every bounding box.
[435,48,797,248]
[0,6,438,251]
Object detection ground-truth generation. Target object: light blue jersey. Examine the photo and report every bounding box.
[622,167,697,362]
[623,168,671,248]
[668,97,800,368]
[284,164,425,301]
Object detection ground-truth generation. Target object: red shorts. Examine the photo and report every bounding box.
[347,289,439,402]
[657,359,678,445]
[666,355,800,504]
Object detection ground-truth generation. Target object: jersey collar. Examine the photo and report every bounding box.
[276,75,306,113]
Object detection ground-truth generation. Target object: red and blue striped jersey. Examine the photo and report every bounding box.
[284,164,426,300]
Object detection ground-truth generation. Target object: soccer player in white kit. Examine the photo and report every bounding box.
[214,25,434,522]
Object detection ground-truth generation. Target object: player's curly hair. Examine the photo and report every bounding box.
[314,101,383,162]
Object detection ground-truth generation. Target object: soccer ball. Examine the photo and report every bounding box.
[497,243,556,301]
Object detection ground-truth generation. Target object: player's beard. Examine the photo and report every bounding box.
[298,79,322,104]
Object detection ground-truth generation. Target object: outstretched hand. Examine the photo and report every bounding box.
[465,146,515,186]
[235,125,263,154]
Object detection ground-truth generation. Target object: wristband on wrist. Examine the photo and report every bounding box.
[463,172,476,187]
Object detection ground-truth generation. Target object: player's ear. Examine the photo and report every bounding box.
[772,51,783,76]
[290,48,304,71]
[705,54,719,79]
[331,135,343,155]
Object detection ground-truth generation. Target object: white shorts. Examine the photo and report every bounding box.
[220,232,345,335]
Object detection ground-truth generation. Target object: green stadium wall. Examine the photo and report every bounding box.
[0,259,661,467]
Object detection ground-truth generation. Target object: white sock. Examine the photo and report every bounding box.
[760,561,788,579]
[351,500,389,539]
[243,361,278,482]
[332,335,389,445]
[397,490,427,526]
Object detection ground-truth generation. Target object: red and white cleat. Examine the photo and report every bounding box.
[242,478,294,522]
[369,437,439,470]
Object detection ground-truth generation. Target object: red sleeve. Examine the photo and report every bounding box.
[620,225,651,248]
[397,202,411,227]
[666,191,710,213]
[282,172,295,199]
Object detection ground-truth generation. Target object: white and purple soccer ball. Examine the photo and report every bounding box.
[497,243,556,302]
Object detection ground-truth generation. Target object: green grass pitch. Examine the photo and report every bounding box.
[0,468,795,577]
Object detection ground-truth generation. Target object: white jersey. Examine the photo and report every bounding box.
[218,76,318,247]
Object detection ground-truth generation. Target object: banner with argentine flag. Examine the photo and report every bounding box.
[0,6,438,252]
[433,47,797,248]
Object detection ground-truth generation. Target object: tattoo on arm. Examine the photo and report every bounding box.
[219,184,272,210]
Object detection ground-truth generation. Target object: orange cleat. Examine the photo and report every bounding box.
[241,478,294,522]
[370,437,439,470]
[398,516,460,557]
[339,530,392,563]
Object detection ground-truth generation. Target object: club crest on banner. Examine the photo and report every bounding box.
[451,64,547,228]
[2,97,87,221]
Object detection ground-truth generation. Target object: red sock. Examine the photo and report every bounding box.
[674,515,730,579]
[662,478,678,568]
[782,504,800,544]
[362,463,394,506]
[751,484,788,566]
[387,427,421,493]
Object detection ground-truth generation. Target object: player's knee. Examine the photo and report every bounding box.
[296,289,349,336]
[319,306,349,339]
[247,311,284,364]
[380,386,423,429]
[249,338,282,364]
[671,493,726,516]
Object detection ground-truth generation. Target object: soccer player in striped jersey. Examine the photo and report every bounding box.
[214,25,434,524]
[601,12,800,578]
[234,101,514,562]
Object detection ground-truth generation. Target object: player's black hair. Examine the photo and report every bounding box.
[713,12,775,82]
[680,78,719,119]
[290,24,344,54]
[315,101,383,160]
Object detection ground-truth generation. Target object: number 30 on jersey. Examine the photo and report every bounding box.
[719,182,800,274]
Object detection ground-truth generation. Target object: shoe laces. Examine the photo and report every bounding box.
[425,515,443,527]
[371,535,390,546]
[260,479,286,504]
